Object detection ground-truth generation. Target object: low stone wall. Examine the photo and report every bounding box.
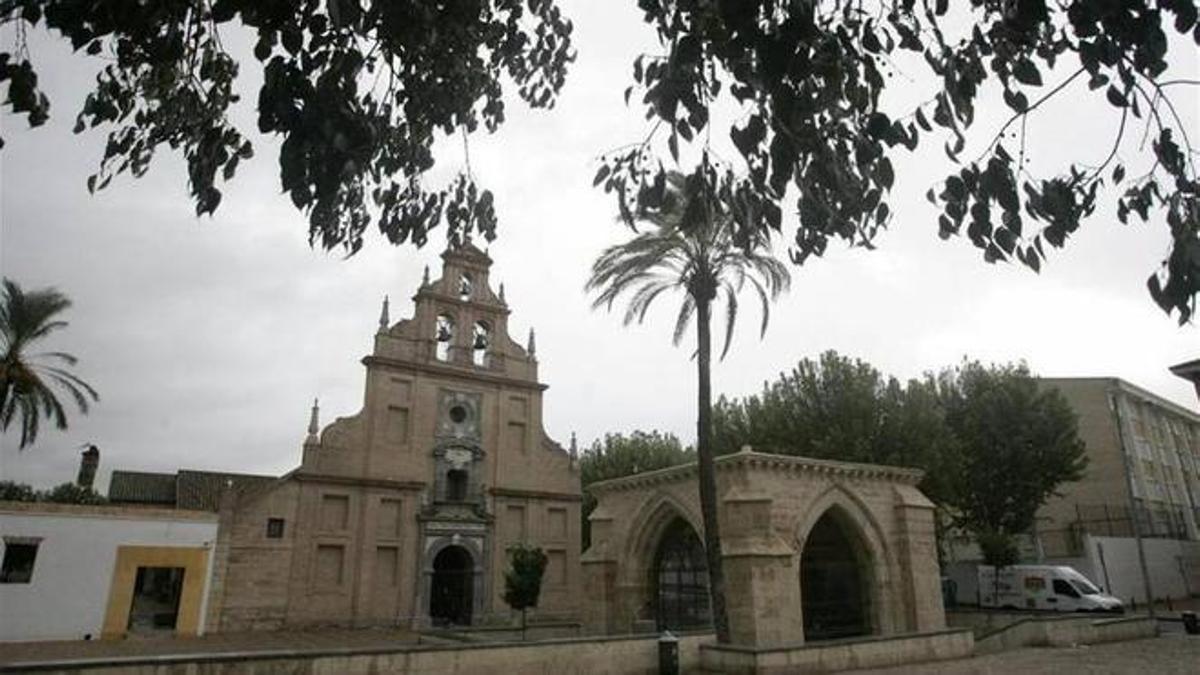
[0,631,712,675]
[422,621,583,642]
[947,608,1055,635]
[699,629,975,674]
[975,614,1156,654]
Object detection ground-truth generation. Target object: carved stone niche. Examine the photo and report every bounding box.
[437,390,482,441]
[432,441,486,507]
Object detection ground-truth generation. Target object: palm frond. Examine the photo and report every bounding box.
[746,275,772,338]
[1,278,97,449]
[672,294,696,346]
[719,283,739,361]
[586,172,791,359]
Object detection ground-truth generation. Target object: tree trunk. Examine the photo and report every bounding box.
[695,296,731,643]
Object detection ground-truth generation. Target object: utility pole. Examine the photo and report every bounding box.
[1109,386,1156,621]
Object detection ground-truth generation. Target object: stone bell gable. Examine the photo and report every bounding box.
[205,244,582,632]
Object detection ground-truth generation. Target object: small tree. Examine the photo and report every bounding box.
[978,529,1022,607]
[938,361,1087,575]
[503,545,548,641]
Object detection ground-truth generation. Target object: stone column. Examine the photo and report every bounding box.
[892,484,945,633]
[581,508,620,634]
[721,489,801,646]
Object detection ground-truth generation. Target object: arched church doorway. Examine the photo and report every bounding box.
[800,510,872,641]
[430,546,473,626]
[652,518,710,630]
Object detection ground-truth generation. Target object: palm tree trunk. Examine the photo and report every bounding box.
[695,296,731,643]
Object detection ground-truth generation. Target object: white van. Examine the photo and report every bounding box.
[977,565,1124,613]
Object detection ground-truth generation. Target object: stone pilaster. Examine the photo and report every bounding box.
[721,489,800,646]
[893,485,944,632]
[581,509,620,634]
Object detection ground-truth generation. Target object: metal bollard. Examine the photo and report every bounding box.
[1182,611,1199,635]
[658,630,679,675]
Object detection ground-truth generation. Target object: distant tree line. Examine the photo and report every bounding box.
[0,480,106,505]
[578,430,694,550]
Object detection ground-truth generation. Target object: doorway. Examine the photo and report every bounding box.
[126,566,185,634]
[800,511,872,641]
[430,546,474,626]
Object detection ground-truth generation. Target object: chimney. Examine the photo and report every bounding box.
[77,445,100,489]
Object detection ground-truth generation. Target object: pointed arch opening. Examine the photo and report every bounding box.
[651,517,711,631]
[800,508,875,641]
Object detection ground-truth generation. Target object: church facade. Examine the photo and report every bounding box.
[203,245,583,631]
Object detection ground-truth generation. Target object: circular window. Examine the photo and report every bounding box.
[449,405,468,424]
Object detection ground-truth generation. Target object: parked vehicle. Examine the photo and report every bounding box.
[977,565,1124,613]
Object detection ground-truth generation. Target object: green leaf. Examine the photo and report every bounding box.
[593,164,610,187]
[1106,85,1127,107]
[1012,59,1042,86]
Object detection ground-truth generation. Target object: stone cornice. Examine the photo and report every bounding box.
[410,289,512,316]
[0,500,218,522]
[362,355,548,392]
[292,472,426,492]
[587,450,924,495]
[489,487,582,503]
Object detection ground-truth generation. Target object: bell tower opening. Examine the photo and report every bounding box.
[458,273,473,301]
[472,321,491,366]
[435,314,455,361]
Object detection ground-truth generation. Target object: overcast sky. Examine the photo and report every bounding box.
[2,3,1197,490]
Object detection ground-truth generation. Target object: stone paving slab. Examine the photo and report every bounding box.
[0,628,418,666]
[846,634,1200,675]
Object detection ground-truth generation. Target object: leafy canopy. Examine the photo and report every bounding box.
[598,0,1198,323]
[5,2,1195,319]
[711,352,1087,562]
[938,359,1088,542]
[712,350,958,503]
[1,279,99,449]
[0,0,574,252]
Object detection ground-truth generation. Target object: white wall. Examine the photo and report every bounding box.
[0,506,218,641]
[1081,535,1200,603]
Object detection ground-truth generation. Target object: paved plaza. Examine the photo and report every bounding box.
[0,626,1196,673]
[849,634,1200,675]
[0,627,418,667]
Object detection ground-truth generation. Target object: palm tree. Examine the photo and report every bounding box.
[586,172,790,643]
[0,279,98,449]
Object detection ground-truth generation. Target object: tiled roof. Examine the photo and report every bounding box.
[176,470,274,511]
[107,471,177,505]
[107,469,275,511]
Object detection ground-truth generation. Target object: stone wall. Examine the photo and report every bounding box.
[0,632,713,675]
[583,450,945,645]
[974,614,1156,654]
[699,629,974,675]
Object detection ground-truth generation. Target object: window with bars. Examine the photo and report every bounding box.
[653,519,710,631]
